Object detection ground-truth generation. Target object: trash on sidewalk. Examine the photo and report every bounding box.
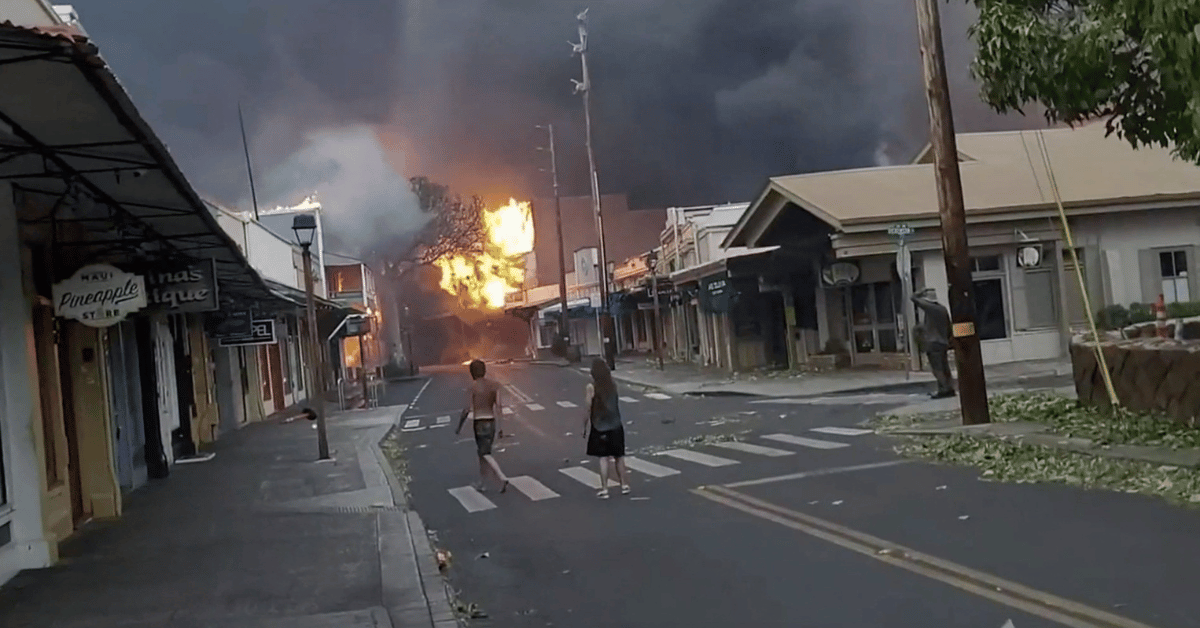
[436,549,452,572]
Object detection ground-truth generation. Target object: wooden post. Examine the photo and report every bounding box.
[914,0,990,424]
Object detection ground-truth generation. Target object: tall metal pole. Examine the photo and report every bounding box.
[302,245,331,458]
[539,124,572,356]
[238,103,260,221]
[572,8,615,370]
[914,0,990,425]
[651,258,664,370]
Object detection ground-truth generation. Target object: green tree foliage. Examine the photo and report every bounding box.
[967,0,1200,161]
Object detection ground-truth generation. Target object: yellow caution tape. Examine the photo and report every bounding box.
[952,322,975,338]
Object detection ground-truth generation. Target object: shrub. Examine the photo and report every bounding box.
[1095,301,1200,329]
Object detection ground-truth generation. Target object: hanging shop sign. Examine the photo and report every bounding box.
[52,263,147,328]
[205,309,253,337]
[1016,244,1043,269]
[143,259,219,313]
[217,318,277,347]
[699,272,734,313]
[821,261,860,287]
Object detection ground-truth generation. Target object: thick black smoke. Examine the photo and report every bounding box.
[75,0,1046,251]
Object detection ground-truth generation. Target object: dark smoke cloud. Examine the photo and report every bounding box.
[75,0,1047,250]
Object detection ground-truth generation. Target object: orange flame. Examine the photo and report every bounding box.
[432,198,534,310]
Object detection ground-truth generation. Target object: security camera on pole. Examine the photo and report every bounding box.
[571,7,616,371]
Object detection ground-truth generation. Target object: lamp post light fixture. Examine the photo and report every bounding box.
[292,213,330,460]
[647,251,664,370]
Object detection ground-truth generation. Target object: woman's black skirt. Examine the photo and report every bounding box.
[586,425,625,458]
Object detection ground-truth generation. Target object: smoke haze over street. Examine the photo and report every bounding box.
[75,0,1047,253]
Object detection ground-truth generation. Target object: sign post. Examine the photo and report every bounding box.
[888,224,920,371]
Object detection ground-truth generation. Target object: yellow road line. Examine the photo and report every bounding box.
[693,485,1158,628]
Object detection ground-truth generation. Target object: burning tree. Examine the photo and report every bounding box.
[406,176,488,265]
[378,176,534,312]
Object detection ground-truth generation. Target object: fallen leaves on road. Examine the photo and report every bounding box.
[895,433,1200,507]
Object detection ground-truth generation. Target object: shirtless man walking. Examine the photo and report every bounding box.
[455,360,510,493]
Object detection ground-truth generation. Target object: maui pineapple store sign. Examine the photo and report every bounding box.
[52,263,147,328]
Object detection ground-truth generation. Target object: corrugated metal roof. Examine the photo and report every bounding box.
[0,19,86,43]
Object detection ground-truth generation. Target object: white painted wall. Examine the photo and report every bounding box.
[244,222,302,290]
[0,0,62,26]
[1069,209,1200,306]
[0,182,53,586]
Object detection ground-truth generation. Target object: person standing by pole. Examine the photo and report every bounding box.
[912,288,955,399]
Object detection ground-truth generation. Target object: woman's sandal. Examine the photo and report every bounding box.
[621,484,631,495]
[597,489,610,499]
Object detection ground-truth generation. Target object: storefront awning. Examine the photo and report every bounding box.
[0,22,280,310]
[540,297,592,315]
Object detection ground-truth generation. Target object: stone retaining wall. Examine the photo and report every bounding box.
[1071,338,1200,425]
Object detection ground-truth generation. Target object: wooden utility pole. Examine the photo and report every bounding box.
[914,0,990,424]
[538,124,572,357]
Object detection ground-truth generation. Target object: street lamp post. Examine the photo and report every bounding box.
[571,8,616,371]
[293,214,330,460]
[648,251,664,370]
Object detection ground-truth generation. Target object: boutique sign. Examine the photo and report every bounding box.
[143,260,219,313]
[52,263,147,328]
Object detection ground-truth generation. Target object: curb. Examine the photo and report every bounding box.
[373,418,463,628]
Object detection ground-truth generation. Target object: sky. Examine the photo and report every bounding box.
[74,0,1047,255]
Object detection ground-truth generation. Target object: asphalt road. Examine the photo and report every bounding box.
[389,362,1200,628]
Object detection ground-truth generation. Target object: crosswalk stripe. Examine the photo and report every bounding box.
[526,403,545,411]
[644,393,671,400]
[811,426,873,437]
[508,476,560,501]
[436,416,451,424]
[619,396,639,403]
[502,407,514,415]
[624,457,680,478]
[401,426,427,433]
[655,449,739,467]
[709,441,794,457]
[403,419,420,429]
[556,401,578,408]
[559,466,619,489]
[762,433,849,450]
[448,486,497,513]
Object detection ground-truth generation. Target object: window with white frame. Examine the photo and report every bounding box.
[1160,250,1190,303]
[971,254,1009,340]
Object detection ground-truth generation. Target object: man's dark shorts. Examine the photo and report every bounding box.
[473,419,496,456]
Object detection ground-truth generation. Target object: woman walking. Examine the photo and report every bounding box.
[583,358,629,499]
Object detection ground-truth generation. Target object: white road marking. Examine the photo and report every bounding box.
[751,394,919,406]
[448,486,497,513]
[436,416,451,424]
[644,393,671,400]
[619,396,639,403]
[655,449,739,467]
[502,407,514,415]
[811,427,873,437]
[401,426,427,433]
[508,476,560,501]
[403,419,420,429]
[709,441,794,457]
[556,401,578,408]
[762,433,850,450]
[624,457,681,477]
[559,466,619,489]
[526,403,545,411]
[722,460,912,488]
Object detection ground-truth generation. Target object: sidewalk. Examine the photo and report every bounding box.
[589,355,1073,398]
[0,405,456,628]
